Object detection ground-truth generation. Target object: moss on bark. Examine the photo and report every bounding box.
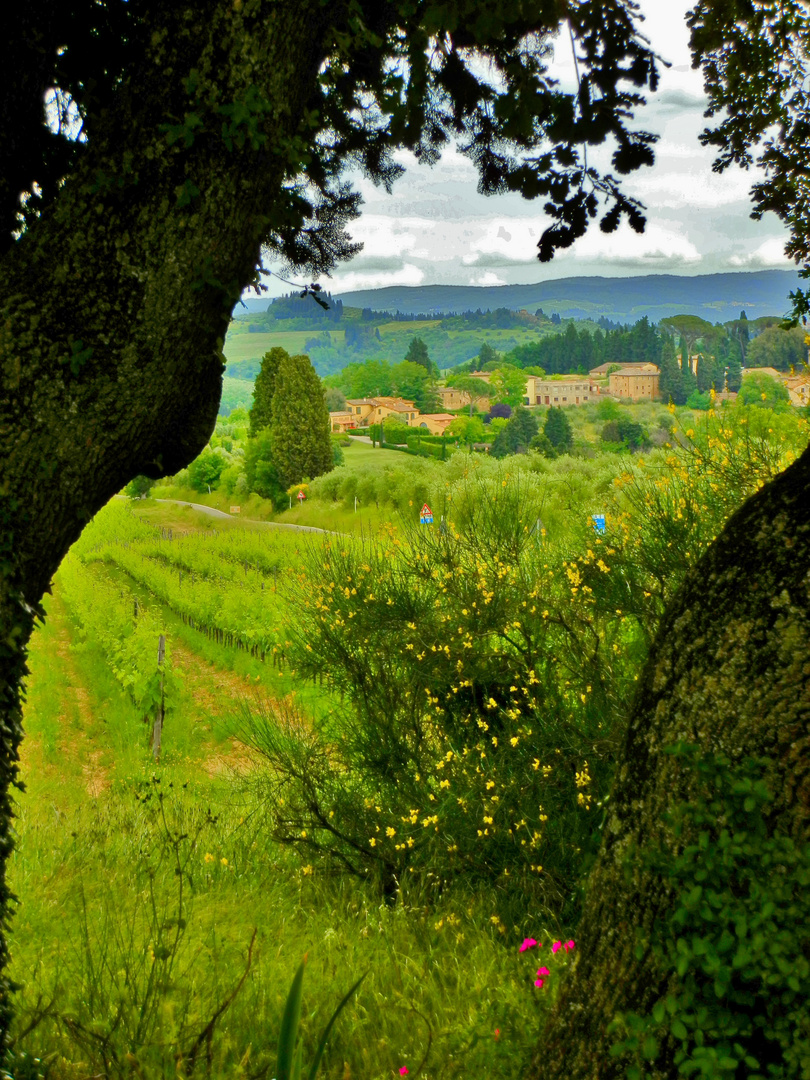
[528,443,810,1078]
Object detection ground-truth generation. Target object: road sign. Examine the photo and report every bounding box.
[591,514,606,534]
[230,506,241,514]
[297,491,306,502]
[420,503,433,525]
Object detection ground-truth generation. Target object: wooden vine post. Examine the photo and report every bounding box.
[151,634,166,762]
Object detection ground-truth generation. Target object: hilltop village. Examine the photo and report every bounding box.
[328,360,809,436]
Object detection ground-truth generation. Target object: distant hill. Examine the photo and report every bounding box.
[298,270,802,325]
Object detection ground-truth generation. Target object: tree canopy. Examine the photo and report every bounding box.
[270,353,333,487]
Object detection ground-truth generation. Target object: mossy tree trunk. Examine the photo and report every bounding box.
[0,0,343,1043]
[528,442,810,1077]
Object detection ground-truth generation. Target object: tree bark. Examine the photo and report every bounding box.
[528,441,810,1077]
[0,0,344,1041]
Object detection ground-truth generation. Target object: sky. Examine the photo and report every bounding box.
[263,1,793,298]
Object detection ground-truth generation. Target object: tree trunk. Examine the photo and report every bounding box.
[528,441,810,1077]
[0,0,342,1042]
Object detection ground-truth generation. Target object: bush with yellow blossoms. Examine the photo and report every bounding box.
[242,471,640,922]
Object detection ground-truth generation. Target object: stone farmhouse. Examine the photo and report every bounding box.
[332,395,455,435]
[525,376,592,406]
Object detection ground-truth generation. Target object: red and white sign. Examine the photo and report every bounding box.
[297,491,306,502]
[421,504,432,516]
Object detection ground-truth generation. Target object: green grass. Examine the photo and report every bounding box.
[11,571,556,1080]
[223,330,346,365]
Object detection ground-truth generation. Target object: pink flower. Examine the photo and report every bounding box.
[534,977,545,988]
[519,938,538,952]
[564,940,575,952]
[399,1069,409,1076]
[494,1028,500,1041]
[551,941,562,954]
[536,966,550,977]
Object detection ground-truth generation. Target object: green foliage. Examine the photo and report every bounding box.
[600,416,650,450]
[685,389,711,411]
[658,337,687,405]
[404,337,433,374]
[250,347,287,436]
[324,386,347,412]
[738,372,791,411]
[245,431,287,506]
[59,537,179,726]
[505,317,662,375]
[242,471,642,919]
[610,744,810,1080]
[544,407,573,453]
[275,961,365,1080]
[688,3,810,319]
[746,324,808,371]
[490,367,529,408]
[188,448,229,493]
[447,414,487,445]
[490,407,540,457]
[597,405,809,636]
[124,474,155,499]
[478,342,501,368]
[270,353,333,488]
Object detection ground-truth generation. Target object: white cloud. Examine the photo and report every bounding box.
[470,271,507,286]
[728,238,792,268]
[326,262,425,292]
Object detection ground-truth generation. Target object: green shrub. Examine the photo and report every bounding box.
[241,472,642,922]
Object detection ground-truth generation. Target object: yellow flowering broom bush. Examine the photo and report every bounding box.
[241,472,640,923]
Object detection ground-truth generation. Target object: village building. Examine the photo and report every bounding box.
[783,374,810,407]
[607,368,660,400]
[589,361,659,377]
[435,386,471,411]
[329,410,356,432]
[344,396,419,425]
[410,413,456,435]
[526,376,591,406]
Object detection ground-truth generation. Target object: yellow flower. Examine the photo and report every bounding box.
[220,857,228,867]
[302,865,313,875]
[204,853,215,864]
[369,837,377,847]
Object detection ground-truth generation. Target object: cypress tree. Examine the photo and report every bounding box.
[544,406,573,452]
[270,353,334,487]
[490,406,539,457]
[726,340,743,392]
[681,347,698,399]
[404,337,433,374]
[658,337,685,405]
[250,346,287,436]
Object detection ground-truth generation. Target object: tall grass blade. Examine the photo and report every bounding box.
[306,972,367,1080]
[276,958,306,1080]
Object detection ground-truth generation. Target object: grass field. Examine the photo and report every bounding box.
[223,329,347,365]
[11,499,559,1079]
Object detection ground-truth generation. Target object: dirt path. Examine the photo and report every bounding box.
[169,638,263,777]
[153,498,333,533]
[21,592,113,800]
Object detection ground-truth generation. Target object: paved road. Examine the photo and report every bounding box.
[153,499,333,534]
